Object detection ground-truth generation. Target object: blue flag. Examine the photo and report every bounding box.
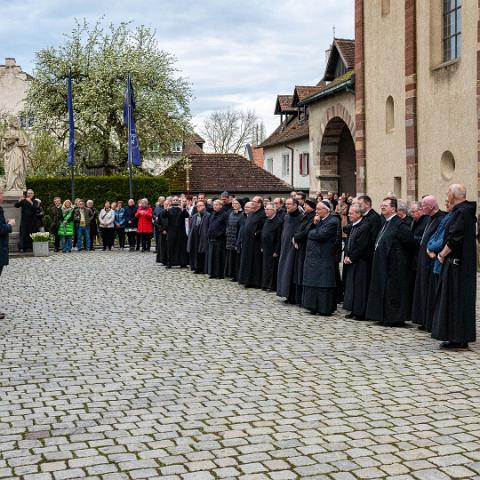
[123,74,142,166]
[67,72,75,167]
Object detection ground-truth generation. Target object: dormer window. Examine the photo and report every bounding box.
[171,142,182,154]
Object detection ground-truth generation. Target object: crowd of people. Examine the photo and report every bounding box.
[0,185,477,349]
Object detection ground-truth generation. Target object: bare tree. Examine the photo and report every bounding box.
[202,109,258,154]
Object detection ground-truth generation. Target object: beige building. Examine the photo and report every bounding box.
[0,57,32,122]
[356,0,479,206]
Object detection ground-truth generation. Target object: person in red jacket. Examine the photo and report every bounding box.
[135,198,153,252]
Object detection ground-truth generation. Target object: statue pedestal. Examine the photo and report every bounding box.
[2,191,23,252]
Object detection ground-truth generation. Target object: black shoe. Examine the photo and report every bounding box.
[0,313,5,320]
[345,313,355,319]
[165,265,172,269]
[354,315,366,321]
[102,247,106,251]
[440,341,469,349]
[209,275,217,279]
[378,321,405,328]
[417,325,426,331]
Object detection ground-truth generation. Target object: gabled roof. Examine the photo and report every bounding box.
[274,95,296,114]
[260,115,309,149]
[298,70,355,107]
[324,38,355,81]
[292,86,324,106]
[163,153,292,194]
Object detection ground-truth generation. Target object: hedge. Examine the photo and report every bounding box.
[26,176,170,209]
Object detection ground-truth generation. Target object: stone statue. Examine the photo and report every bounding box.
[3,116,29,192]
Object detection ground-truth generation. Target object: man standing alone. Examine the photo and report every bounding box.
[0,190,16,319]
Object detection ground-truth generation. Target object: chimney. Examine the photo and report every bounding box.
[5,58,16,67]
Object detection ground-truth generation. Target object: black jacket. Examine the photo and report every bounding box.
[0,207,12,267]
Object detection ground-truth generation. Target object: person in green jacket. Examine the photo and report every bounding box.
[59,199,74,253]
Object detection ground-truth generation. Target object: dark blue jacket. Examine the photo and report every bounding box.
[207,210,228,240]
[124,205,138,230]
[0,206,12,267]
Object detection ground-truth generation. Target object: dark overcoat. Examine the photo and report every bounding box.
[261,215,283,290]
[0,206,12,267]
[207,209,228,278]
[187,211,210,272]
[162,207,190,266]
[292,210,315,286]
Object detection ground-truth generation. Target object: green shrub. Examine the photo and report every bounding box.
[26,176,170,209]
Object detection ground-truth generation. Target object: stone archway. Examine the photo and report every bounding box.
[316,104,356,195]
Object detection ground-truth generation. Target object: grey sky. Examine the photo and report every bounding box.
[0,0,354,135]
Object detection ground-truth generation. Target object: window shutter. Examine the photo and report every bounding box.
[299,154,303,175]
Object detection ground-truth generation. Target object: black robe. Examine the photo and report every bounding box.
[431,201,477,344]
[292,210,316,287]
[162,207,189,267]
[238,208,266,288]
[14,198,41,251]
[276,208,304,300]
[302,215,338,315]
[155,209,168,264]
[261,215,283,290]
[343,219,372,318]
[206,210,228,278]
[187,211,210,273]
[411,210,446,330]
[363,208,383,255]
[366,215,415,324]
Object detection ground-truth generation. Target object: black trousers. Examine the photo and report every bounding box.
[53,232,61,251]
[116,227,126,248]
[101,228,115,249]
[127,232,137,250]
[139,233,152,252]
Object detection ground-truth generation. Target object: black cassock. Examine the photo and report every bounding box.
[431,201,477,344]
[238,208,266,288]
[14,198,41,251]
[224,210,245,281]
[366,215,415,324]
[276,208,304,301]
[292,210,316,302]
[409,215,429,298]
[302,215,339,315]
[187,211,210,273]
[162,207,189,267]
[155,207,168,264]
[261,215,283,291]
[343,219,372,318]
[411,210,446,330]
[206,210,228,278]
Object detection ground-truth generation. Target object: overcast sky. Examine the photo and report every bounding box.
[0,0,354,135]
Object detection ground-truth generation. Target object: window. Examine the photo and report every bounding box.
[443,0,461,62]
[265,157,273,173]
[299,153,309,176]
[171,142,182,154]
[381,0,390,16]
[441,150,455,180]
[386,96,395,133]
[282,153,290,177]
[394,176,402,198]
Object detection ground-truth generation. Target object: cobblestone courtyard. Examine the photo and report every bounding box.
[1,252,480,480]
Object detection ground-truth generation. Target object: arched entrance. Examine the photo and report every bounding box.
[318,116,356,195]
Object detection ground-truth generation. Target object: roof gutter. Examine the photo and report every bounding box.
[298,76,355,107]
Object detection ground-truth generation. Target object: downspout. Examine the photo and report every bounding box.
[285,144,294,189]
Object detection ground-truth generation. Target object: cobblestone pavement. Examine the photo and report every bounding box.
[1,251,480,480]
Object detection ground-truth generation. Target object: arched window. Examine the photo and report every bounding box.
[381,0,390,16]
[386,96,395,133]
[441,150,455,180]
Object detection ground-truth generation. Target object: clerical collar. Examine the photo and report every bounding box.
[364,208,371,215]
[352,219,362,226]
[385,214,396,222]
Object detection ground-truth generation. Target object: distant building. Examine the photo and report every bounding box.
[356,0,479,204]
[0,57,32,124]
[261,39,356,196]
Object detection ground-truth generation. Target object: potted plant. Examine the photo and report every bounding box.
[30,232,51,257]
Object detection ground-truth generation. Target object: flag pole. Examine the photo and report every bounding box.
[127,73,133,199]
[68,69,75,200]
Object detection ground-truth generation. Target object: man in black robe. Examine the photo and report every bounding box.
[292,198,316,303]
[221,191,233,213]
[156,199,169,264]
[302,201,338,316]
[261,202,283,291]
[273,198,286,220]
[206,199,228,279]
[277,198,304,303]
[161,197,189,268]
[366,197,415,327]
[187,200,210,274]
[50,197,63,252]
[343,203,372,320]
[358,195,382,245]
[238,196,266,288]
[411,196,445,331]
[0,190,15,319]
[152,196,166,251]
[432,184,477,349]
[14,189,41,252]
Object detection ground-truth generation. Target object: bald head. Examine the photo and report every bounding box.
[421,195,439,216]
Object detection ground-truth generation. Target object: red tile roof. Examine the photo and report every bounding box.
[335,38,355,69]
[163,153,292,194]
[275,95,297,114]
[292,86,324,104]
[260,115,309,149]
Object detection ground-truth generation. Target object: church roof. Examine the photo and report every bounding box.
[163,153,292,194]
